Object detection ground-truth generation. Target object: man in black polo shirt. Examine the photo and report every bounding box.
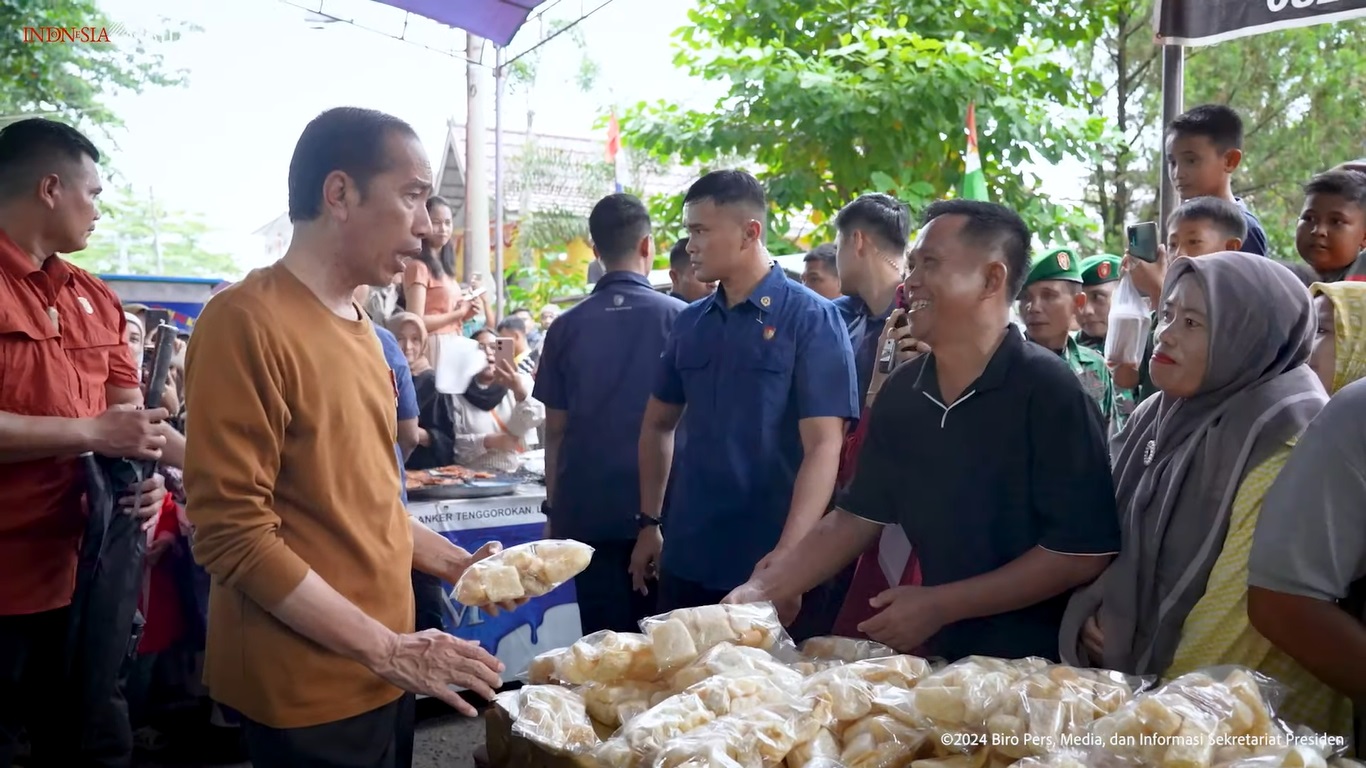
[534,193,686,633]
[726,200,1119,661]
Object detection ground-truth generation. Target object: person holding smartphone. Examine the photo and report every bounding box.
[449,329,545,473]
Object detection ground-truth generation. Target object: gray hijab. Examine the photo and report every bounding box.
[1060,251,1325,675]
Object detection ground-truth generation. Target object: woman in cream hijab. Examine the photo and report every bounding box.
[1307,281,1366,395]
[1060,252,1349,737]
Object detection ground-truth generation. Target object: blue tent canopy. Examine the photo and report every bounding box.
[369,0,548,46]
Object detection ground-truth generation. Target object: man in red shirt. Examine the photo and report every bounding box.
[0,118,170,767]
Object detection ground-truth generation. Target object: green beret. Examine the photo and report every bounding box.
[1024,247,1082,288]
[1080,254,1122,286]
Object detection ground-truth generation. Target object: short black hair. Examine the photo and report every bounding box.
[834,193,911,252]
[509,307,532,316]
[669,238,691,271]
[287,107,419,223]
[683,170,766,221]
[783,268,803,282]
[803,243,838,275]
[0,118,101,201]
[588,193,652,265]
[1167,103,1244,152]
[920,199,1032,298]
[1168,196,1248,242]
[496,316,528,336]
[1304,170,1366,210]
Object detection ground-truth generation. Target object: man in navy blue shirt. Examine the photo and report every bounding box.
[637,170,859,611]
[668,237,715,304]
[831,193,911,405]
[534,193,687,634]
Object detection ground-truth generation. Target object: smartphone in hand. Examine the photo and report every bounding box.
[493,337,516,368]
[1127,222,1160,264]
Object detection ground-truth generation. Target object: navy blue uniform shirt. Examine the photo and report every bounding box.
[833,294,893,404]
[376,325,419,505]
[1235,198,1269,258]
[654,264,859,590]
[533,271,686,541]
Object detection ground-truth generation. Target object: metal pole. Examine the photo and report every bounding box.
[465,33,491,285]
[1158,45,1185,236]
[494,47,506,321]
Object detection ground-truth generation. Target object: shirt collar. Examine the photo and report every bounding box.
[913,326,1023,397]
[704,263,790,315]
[592,270,653,292]
[0,230,72,287]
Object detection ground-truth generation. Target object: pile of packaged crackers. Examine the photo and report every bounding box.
[492,601,1359,768]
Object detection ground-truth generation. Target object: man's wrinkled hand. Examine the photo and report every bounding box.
[856,585,950,653]
[93,405,169,461]
[120,473,166,531]
[370,630,504,716]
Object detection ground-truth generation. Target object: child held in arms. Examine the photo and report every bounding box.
[1296,169,1366,282]
[1165,103,1268,256]
[1019,247,1117,431]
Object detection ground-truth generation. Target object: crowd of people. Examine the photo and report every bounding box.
[2,96,1366,768]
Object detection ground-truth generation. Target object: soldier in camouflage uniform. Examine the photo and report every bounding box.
[1018,247,1119,431]
[1077,254,1137,427]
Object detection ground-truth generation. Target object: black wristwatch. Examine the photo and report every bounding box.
[636,514,661,530]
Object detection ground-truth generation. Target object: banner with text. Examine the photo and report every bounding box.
[1155,0,1366,46]
[411,491,583,683]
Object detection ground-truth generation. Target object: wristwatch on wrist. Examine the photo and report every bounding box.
[636,513,661,530]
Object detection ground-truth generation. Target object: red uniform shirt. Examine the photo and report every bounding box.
[0,231,139,615]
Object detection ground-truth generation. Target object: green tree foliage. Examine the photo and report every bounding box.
[74,186,239,278]
[622,0,1118,247]
[0,0,193,130]
[1078,0,1366,258]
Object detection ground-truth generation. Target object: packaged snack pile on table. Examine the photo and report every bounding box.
[454,539,593,605]
[490,605,1347,768]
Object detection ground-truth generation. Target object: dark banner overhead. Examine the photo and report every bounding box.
[1155,0,1366,46]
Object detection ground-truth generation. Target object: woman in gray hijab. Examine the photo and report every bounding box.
[1061,252,1329,714]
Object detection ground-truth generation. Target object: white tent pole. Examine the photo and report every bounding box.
[1158,45,1185,236]
[494,46,507,321]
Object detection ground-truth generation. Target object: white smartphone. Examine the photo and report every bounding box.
[493,337,515,367]
[467,286,488,300]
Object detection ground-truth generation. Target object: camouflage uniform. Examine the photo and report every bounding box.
[1077,253,1136,431]
[1023,247,1119,431]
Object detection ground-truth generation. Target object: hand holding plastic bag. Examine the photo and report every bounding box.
[1103,271,1152,368]
[454,539,592,605]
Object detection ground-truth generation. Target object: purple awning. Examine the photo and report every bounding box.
[370,0,547,47]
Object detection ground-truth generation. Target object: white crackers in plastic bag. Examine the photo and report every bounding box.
[983,664,1144,759]
[639,602,789,672]
[799,636,897,664]
[524,629,658,685]
[1089,666,1295,768]
[496,684,600,756]
[453,539,593,605]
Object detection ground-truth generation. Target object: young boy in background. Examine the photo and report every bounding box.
[1296,170,1366,282]
[1165,103,1268,256]
[1167,196,1247,259]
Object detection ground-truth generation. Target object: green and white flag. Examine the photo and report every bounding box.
[962,103,989,202]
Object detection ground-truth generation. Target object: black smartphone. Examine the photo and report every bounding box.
[892,283,910,328]
[1127,222,1160,263]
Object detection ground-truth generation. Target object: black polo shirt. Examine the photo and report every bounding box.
[841,326,1119,661]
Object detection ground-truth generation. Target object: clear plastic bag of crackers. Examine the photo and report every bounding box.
[523,629,658,685]
[453,539,593,605]
[871,656,1051,748]
[983,663,1151,760]
[668,641,802,691]
[494,684,600,756]
[1089,666,1298,768]
[652,699,819,768]
[638,602,791,673]
[1103,272,1151,368]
